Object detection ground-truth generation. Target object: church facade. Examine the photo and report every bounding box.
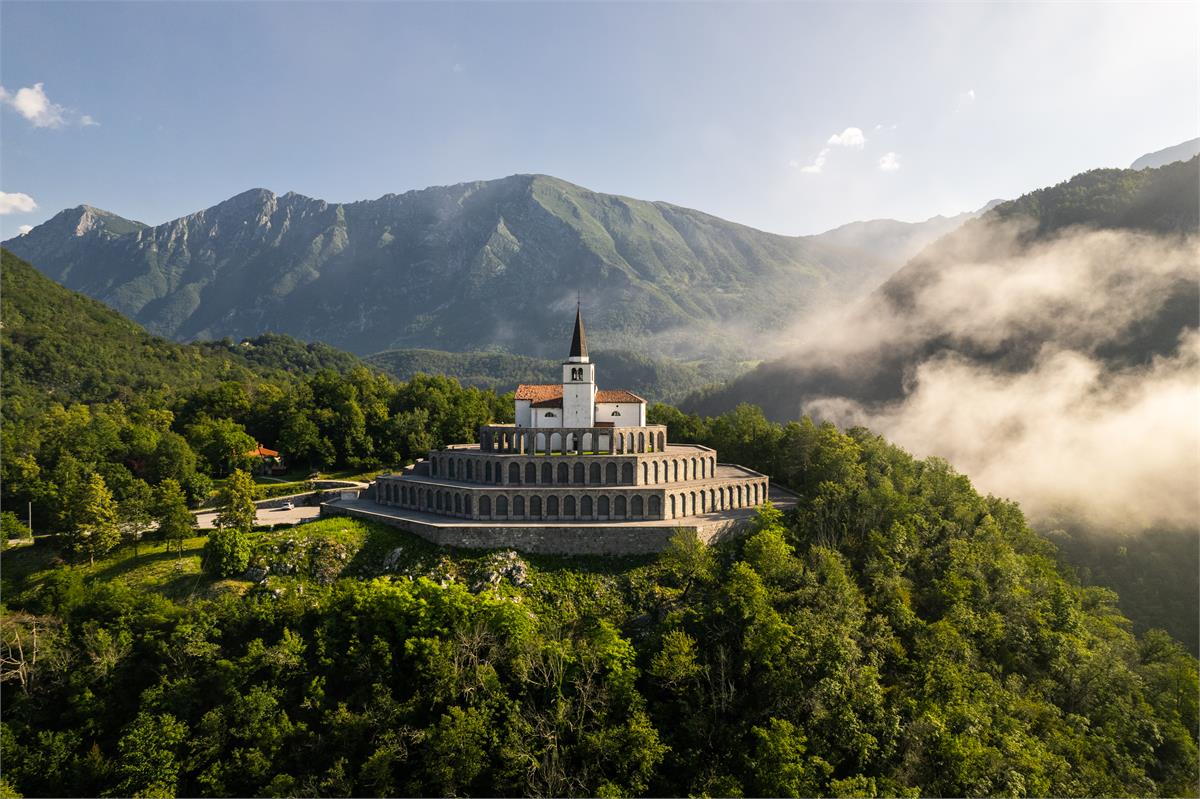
[369,308,771,539]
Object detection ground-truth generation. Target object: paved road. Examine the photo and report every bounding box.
[195,503,322,529]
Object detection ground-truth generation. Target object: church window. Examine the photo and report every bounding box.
[611,410,621,416]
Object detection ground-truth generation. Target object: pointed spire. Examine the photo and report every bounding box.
[569,303,588,360]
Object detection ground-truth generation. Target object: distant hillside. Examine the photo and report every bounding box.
[686,157,1200,419]
[365,347,749,405]
[1131,137,1200,170]
[0,249,367,414]
[2,175,894,361]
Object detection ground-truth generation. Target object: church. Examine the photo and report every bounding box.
[332,308,784,555]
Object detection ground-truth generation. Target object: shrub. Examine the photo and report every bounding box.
[202,527,250,577]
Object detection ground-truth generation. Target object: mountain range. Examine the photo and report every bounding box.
[3,175,984,361]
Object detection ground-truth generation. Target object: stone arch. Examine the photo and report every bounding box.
[564,496,576,517]
[614,495,627,518]
[542,462,554,484]
[621,462,634,484]
[710,488,717,511]
[454,494,463,515]
[673,460,679,481]
[485,461,493,482]
[496,495,508,517]
[573,462,585,484]
[448,460,456,478]
[530,496,542,518]
[550,432,563,454]
[466,461,474,481]
[657,431,666,451]
[649,495,661,518]
[642,462,649,484]
[590,462,602,484]
[525,462,536,484]
[514,496,525,517]
[653,461,660,484]
[547,495,560,516]
[632,495,644,518]
[669,494,676,518]
[464,495,472,516]
[689,491,696,516]
[581,495,594,518]
[605,462,617,485]
[582,432,593,452]
[599,496,610,518]
[480,495,492,517]
[638,432,646,452]
[557,462,570,484]
[509,462,521,484]
[436,491,444,511]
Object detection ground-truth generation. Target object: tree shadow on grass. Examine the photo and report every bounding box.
[343,522,443,578]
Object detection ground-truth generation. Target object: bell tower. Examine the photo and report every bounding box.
[562,304,596,427]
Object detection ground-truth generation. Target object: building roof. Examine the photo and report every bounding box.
[569,306,588,359]
[515,384,646,406]
[596,389,646,404]
[247,445,280,457]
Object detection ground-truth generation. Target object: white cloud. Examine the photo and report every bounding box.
[966,88,976,101]
[17,225,33,236]
[788,159,800,168]
[874,122,898,132]
[826,126,866,148]
[0,192,38,215]
[0,82,95,128]
[799,147,829,174]
[878,152,901,171]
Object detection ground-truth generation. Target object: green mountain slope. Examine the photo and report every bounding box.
[365,347,749,404]
[3,175,889,359]
[685,157,1200,419]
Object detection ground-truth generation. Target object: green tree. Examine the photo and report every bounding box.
[117,480,154,558]
[62,472,120,565]
[215,469,258,533]
[154,479,195,559]
[202,527,250,577]
[0,511,31,548]
[112,711,188,798]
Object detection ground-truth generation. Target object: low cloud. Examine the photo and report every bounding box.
[878,152,901,171]
[17,224,33,236]
[776,222,1200,531]
[0,82,96,128]
[826,127,866,148]
[0,191,38,215]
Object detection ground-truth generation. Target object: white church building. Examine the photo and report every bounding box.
[513,307,648,429]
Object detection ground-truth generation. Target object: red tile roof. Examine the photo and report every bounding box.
[247,445,280,457]
[515,384,562,402]
[515,384,645,405]
[596,389,646,404]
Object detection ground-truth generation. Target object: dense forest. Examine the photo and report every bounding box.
[2,247,1197,796]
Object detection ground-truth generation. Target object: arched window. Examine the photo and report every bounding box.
[542,462,554,485]
[557,463,569,484]
[581,496,594,518]
[496,495,509,517]
[598,496,610,518]
[514,496,525,517]
[614,496,627,518]
[530,496,542,517]
[466,461,474,480]
[526,463,537,484]
[658,432,665,451]
[632,496,644,517]
[509,462,521,484]
[480,496,492,517]
[649,495,661,518]
[605,463,617,485]
[449,460,456,478]
[436,492,444,511]
[653,462,659,483]
[573,463,585,484]
[590,462,602,484]
[454,494,463,514]
[485,461,493,482]
[642,463,649,484]
[638,432,645,452]
[464,496,472,516]
[670,495,676,518]
[564,496,576,517]
[621,463,634,484]
[547,496,559,516]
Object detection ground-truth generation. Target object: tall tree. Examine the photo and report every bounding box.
[155,478,195,559]
[215,469,258,533]
[63,472,120,565]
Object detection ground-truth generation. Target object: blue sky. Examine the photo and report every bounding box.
[1,2,1196,238]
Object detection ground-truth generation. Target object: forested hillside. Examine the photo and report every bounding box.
[2,412,1196,797]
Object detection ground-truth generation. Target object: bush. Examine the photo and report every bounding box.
[202,527,250,577]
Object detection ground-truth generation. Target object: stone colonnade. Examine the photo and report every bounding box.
[479,425,667,455]
[429,450,718,488]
